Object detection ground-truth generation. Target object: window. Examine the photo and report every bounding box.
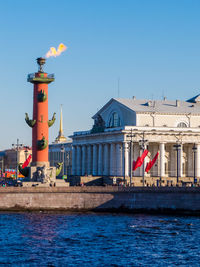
[108,112,121,128]
[177,122,187,128]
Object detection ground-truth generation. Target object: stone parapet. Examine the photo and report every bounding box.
[0,186,200,213]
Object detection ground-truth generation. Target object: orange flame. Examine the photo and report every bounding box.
[46,43,67,58]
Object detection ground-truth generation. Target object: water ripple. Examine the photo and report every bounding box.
[0,213,199,266]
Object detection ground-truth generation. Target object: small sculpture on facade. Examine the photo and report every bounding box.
[91,114,105,133]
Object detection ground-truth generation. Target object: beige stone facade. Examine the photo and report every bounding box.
[4,147,32,170]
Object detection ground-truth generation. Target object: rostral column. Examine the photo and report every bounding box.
[27,58,56,170]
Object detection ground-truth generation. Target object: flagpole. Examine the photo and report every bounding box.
[12,139,23,180]
[126,129,135,186]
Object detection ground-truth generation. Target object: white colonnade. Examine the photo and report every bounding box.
[72,142,200,178]
[73,142,124,177]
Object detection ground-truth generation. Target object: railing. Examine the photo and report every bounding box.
[74,130,91,136]
[27,73,55,80]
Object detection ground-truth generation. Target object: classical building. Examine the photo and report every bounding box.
[71,95,200,182]
[49,106,72,176]
[0,146,32,171]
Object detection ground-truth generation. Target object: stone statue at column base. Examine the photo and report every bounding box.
[30,164,56,185]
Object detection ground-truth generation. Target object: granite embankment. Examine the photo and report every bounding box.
[0,186,200,214]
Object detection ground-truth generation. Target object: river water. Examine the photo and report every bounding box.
[0,212,199,266]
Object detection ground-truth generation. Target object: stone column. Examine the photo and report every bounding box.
[92,144,98,176]
[77,145,81,175]
[87,145,92,175]
[187,145,192,177]
[116,143,122,176]
[72,145,76,175]
[122,142,129,177]
[196,144,200,178]
[110,143,116,176]
[98,144,103,175]
[103,143,109,176]
[178,144,183,177]
[160,143,165,177]
[81,145,86,176]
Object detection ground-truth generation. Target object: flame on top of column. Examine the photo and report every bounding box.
[45,43,67,58]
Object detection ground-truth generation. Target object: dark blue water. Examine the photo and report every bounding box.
[0,212,199,266]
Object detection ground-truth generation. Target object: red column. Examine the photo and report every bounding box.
[32,72,49,164]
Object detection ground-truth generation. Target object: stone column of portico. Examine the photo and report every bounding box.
[178,144,183,177]
[195,144,200,177]
[187,145,192,177]
[87,145,92,175]
[98,144,103,175]
[72,145,76,175]
[76,146,82,175]
[116,143,122,176]
[110,143,116,176]
[103,143,109,176]
[92,144,98,176]
[122,142,129,177]
[81,145,86,176]
[160,143,165,178]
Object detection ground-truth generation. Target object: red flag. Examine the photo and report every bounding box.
[22,154,32,168]
[133,149,149,171]
[132,160,136,170]
[145,152,159,173]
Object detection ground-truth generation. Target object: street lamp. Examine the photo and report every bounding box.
[66,151,70,176]
[0,158,3,177]
[61,145,65,177]
[173,143,181,185]
[126,129,135,186]
[12,139,23,180]
[139,132,148,186]
[192,144,197,184]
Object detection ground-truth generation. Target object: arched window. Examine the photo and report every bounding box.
[108,112,121,128]
[177,122,187,128]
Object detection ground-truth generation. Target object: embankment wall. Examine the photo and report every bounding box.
[0,187,200,213]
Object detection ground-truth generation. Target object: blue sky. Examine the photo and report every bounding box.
[1,0,200,149]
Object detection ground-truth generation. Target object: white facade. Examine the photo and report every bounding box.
[72,96,200,178]
[49,142,72,176]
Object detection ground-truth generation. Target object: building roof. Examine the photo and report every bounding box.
[113,97,200,114]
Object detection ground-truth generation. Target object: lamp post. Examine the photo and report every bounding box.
[139,132,148,186]
[173,143,181,185]
[66,151,70,176]
[61,145,65,177]
[12,139,23,180]
[192,144,197,184]
[0,159,3,177]
[126,129,135,186]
